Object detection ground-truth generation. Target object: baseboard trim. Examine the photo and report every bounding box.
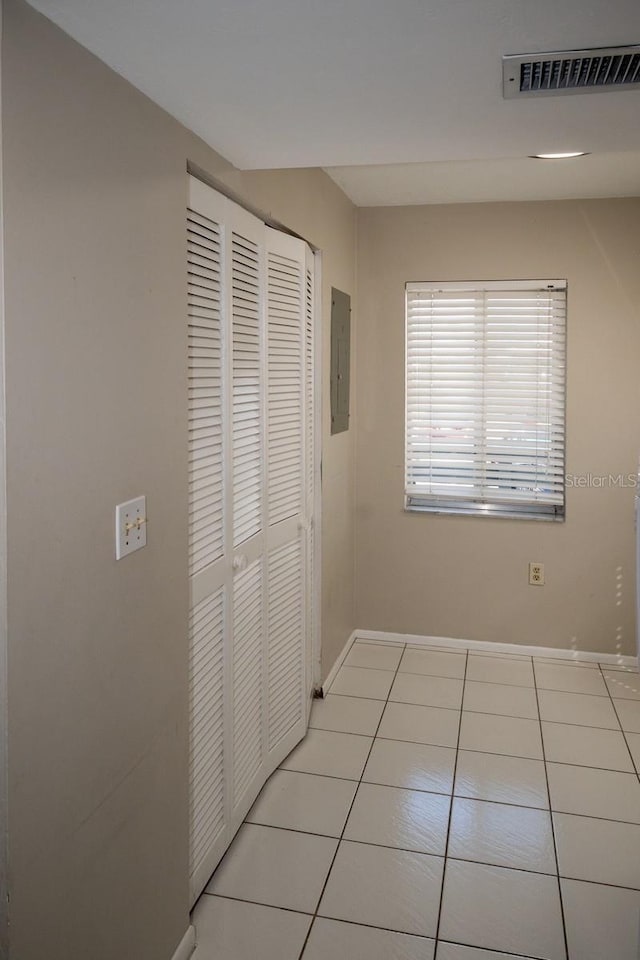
[170,925,196,960]
[354,629,638,668]
[321,631,357,696]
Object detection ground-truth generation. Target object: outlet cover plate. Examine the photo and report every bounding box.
[116,496,147,560]
[529,562,545,585]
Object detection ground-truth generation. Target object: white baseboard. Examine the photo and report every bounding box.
[354,629,638,668]
[171,925,196,960]
[321,631,357,696]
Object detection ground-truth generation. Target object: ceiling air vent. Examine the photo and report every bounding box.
[503,45,640,99]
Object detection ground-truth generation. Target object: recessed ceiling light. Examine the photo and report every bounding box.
[530,152,590,160]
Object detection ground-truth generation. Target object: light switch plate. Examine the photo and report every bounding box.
[115,496,147,560]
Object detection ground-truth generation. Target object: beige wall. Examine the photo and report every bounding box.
[356,200,640,656]
[1,2,356,958]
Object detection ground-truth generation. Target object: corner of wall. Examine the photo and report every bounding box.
[351,200,359,637]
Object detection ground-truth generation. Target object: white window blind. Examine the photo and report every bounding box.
[405,280,567,520]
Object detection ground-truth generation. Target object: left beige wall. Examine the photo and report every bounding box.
[1,2,356,957]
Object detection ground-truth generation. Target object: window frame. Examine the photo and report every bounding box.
[404,278,567,522]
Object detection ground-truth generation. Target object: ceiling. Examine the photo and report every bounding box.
[28,0,640,204]
[327,151,640,206]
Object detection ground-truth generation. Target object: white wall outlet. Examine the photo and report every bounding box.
[529,562,545,585]
[115,496,147,560]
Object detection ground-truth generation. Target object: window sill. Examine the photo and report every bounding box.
[404,499,565,522]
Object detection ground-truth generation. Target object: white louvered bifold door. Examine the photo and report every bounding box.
[226,203,268,836]
[187,177,316,906]
[264,228,308,759]
[304,244,317,711]
[187,180,230,901]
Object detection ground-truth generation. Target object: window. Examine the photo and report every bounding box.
[405,279,566,520]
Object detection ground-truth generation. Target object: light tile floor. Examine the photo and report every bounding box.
[192,640,640,960]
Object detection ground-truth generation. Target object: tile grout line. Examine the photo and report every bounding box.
[433,647,469,948]
[235,827,553,873]
[206,859,640,915]
[248,795,640,835]
[207,646,640,956]
[338,663,408,674]
[206,890,556,954]
[370,731,634,763]
[436,935,561,960]
[295,642,409,960]
[284,742,638,779]
[211,823,573,877]
[329,686,638,735]
[597,661,640,782]
[209,889,596,957]
[531,655,570,960]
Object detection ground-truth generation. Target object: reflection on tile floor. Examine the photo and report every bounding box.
[192,639,640,960]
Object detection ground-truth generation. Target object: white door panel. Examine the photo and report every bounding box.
[187,177,317,905]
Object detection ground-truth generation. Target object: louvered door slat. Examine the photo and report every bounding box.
[305,262,314,503]
[189,589,225,880]
[188,208,224,576]
[189,688,222,736]
[267,252,303,525]
[232,559,264,806]
[232,232,262,547]
[268,539,304,748]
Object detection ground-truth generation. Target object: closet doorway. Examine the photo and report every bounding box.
[186,176,320,904]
